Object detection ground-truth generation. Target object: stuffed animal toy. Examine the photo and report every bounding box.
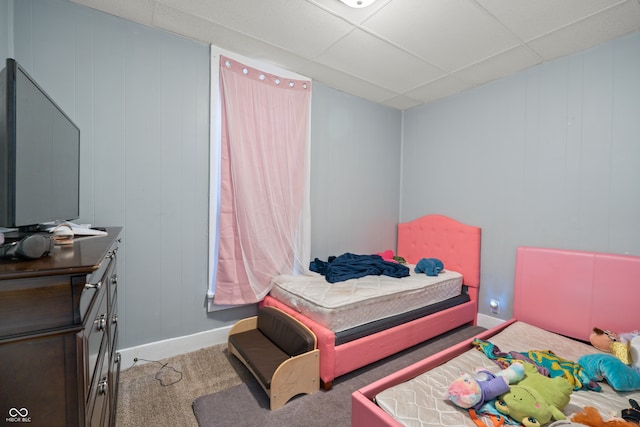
[590,328,619,352]
[622,399,640,424]
[494,362,573,427]
[549,406,639,427]
[590,327,633,365]
[549,402,640,427]
[448,362,525,410]
[415,257,444,276]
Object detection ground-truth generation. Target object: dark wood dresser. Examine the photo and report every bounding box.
[0,228,122,427]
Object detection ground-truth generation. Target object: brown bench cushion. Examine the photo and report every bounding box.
[256,307,315,356]
[228,307,316,389]
[228,329,289,389]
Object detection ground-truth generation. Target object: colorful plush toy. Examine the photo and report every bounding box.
[448,362,525,410]
[415,257,444,276]
[578,354,640,392]
[574,406,639,427]
[494,362,573,427]
[590,327,635,366]
[590,328,619,352]
[622,399,640,424]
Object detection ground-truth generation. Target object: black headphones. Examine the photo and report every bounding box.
[0,234,55,260]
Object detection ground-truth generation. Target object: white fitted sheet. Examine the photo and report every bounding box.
[268,268,463,333]
[375,321,640,427]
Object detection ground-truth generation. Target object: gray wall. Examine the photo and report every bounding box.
[3,0,402,349]
[401,32,640,320]
[5,0,638,348]
[6,0,252,349]
[310,82,402,259]
[0,1,8,61]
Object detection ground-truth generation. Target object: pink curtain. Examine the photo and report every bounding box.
[213,56,311,305]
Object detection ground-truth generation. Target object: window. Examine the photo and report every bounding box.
[207,46,311,310]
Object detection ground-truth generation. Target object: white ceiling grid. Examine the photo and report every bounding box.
[71,0,640,110]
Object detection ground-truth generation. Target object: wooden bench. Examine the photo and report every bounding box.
[228,306,320,410]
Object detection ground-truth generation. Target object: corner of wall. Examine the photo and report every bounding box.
[476,312,506,329]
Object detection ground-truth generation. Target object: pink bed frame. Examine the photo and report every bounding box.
[261,214,481,389]
[351,246,640,426]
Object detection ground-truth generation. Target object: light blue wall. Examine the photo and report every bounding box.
[310,82,402,259]
[0,1,9,60]
[401,32,640,320]
[2,0,402,349]
[5,0,638,347]
[5,0,258,349]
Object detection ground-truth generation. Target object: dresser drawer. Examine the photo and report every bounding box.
[81,250,116,322]
[0,228,122,427]
[109,306,120,427]
[84,286,107,398]
[108,349,121,427]
[83,239,119,426]
[0,274,84,336]
[87,351,109,427]
[109,286,118,350]
[107,248,118,311]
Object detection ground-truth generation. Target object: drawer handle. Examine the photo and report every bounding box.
[95,314,107,331]
[106,246,118,260]
[98,377,108,395]
[84,280,102,290]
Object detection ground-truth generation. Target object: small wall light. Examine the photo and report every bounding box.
[339,0,377,8]
[489,298,500,314]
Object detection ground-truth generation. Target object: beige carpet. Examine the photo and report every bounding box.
[116,325,485,426]
[116,344,253,427]
[192,325,485,426]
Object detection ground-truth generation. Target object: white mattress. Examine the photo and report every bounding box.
[268,268,463,333]
[375,321,640,427]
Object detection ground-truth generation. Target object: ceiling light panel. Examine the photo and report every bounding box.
[340,0,377,8]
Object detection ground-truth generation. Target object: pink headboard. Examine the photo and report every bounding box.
[397,214,481,288]
[514,246,640,342]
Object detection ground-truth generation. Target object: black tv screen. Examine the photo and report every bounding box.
[0,58,80,231]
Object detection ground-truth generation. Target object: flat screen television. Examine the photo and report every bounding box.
[0,58,80,232]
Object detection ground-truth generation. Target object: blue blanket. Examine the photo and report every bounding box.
[309,253,410,283]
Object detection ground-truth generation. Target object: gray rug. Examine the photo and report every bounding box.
[192,324,485,427]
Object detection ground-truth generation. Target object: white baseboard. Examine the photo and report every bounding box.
[118,314,505,371]
[476,312,506,330]
[118,325,233,371]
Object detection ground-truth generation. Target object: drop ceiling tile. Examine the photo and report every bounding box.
[72,0,155,26]
[152,4,264,50]
[156,0,353,58]
[315,28,445,93]
[296,60,397,103]
[151,3,218,43]
[527,0,640,60]
[362,0,522,71]
[380,94,424,111]
[404,75,474,104]
[476,0,630,41]
[70,0,640,110]
[454,45,542,84]
[153,4,312,72]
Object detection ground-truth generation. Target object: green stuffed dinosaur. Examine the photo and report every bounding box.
[494,362,573,427]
